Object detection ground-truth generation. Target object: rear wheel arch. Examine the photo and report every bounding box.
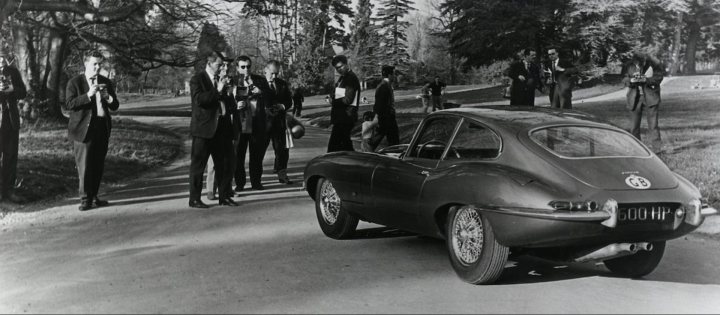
[306,175,323,200]
[434,203,463,238]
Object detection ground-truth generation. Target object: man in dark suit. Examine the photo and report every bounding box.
[0,48,27,203]
[64,51,120,211]
[328,55,360,152]
[264,60,294,184]
[234,55,270,191]
[369,65,399,151]
[291,86,304,117]
[508,49,542,106]
[188,51,238,208]
[623,52,664,152]
[545,48,578,109]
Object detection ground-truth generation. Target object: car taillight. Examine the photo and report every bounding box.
[600,199,618,228]
[549,200,599,212]
[684,199,702,226]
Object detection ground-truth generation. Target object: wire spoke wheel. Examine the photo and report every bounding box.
[451,206,484,265]
[319,180,341,225]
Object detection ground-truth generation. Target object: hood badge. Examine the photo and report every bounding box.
[625,174,651,189]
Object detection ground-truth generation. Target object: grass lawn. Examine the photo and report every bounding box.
[0,117,183,213]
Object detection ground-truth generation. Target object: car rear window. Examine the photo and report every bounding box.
[529,126,650,158]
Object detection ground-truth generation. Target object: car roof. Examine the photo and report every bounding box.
[437,106,617,133]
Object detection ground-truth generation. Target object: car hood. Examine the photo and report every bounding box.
[551,156,678,190]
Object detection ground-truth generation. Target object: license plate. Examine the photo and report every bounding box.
[617,203,679,228]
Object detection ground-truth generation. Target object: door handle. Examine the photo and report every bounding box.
[419,170,430,176]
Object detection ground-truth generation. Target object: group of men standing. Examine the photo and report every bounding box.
[507,48,665,152]
[189,52,296,209]
[507,48,577,109]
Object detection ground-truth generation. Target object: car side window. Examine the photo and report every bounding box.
[408,117,459,160]
[445,121,501,160]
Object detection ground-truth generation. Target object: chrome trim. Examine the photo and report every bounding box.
[701,207,718,217]
[526,124,653,160]
[478,206,611,222]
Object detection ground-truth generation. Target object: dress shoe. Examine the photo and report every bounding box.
[93,198,110,207]
[207,193,218,200]
[189,199,209,209]
[219,198,239,206]
[234,186,245,192]
[79,202,92,211]
[251,184,265,191]
[278,178,293,185]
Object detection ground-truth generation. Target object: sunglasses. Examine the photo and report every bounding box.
[238,65,250,69]
[334,64,345,71]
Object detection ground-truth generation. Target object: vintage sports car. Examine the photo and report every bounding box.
[303,107,718,284]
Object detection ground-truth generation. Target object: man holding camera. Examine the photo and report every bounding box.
[263,60,294,184]
[188,51,238,208]
[328,55,360,152]
[624,52,664,152]
[0,48,27,203]
[65,51,120,211]
[234,55,270,191]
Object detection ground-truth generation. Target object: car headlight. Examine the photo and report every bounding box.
[549,200,599,212]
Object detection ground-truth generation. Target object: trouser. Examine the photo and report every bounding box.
[73,117,110,202]
[431,95,443,111]
[551,85,572,109]
[269,131,290,179]
[292,101,302,117]
[370,114,400,150]
[630,103,662,152]
[327,122,355,152]
[235,132,268,189]
[206,156,216,196]
[189,118,233,202]
[0,113,18,198]
[421,97,431,113]
[510,87,535,106]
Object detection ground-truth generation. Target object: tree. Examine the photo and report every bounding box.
[376,0,415,71]
[2,0,233,117]
[348,0,382,86]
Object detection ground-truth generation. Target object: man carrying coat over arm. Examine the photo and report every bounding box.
[64,51,119,211]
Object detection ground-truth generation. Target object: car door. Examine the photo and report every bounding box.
[371,116,461,231]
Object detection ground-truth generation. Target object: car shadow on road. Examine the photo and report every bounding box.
[350,227,417,239]
[494,255,603,285]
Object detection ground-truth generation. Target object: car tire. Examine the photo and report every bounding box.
[315,178,359,239]
[446,205,509,285]
[603,241,666,278]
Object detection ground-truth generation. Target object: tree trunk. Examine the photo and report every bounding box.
[46,27,68,118]
[669,12,683,76]
[685,19,700,75]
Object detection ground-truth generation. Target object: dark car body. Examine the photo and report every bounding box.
[304,106,717,283]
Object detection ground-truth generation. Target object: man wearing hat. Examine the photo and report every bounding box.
[369,65,399,151]
[0,48,27,203]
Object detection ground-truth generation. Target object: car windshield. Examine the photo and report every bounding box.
[529,126,650,158]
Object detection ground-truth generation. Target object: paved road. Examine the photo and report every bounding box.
[2,96,720,313]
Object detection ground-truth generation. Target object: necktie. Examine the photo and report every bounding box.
[92,77,106,117]
[270,80,276,92]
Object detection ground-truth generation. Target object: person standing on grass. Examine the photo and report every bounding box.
[623,52,664,153]
[507,49,542,106]
[545,48,578,109]
[327,55,360,152]
[0,48,27,203]
[428,76,446,111]
[361,111,378,152]
[64,51,120,211]
[292,86,304,117]
[370,65,400,151]
[420,80,431,114]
